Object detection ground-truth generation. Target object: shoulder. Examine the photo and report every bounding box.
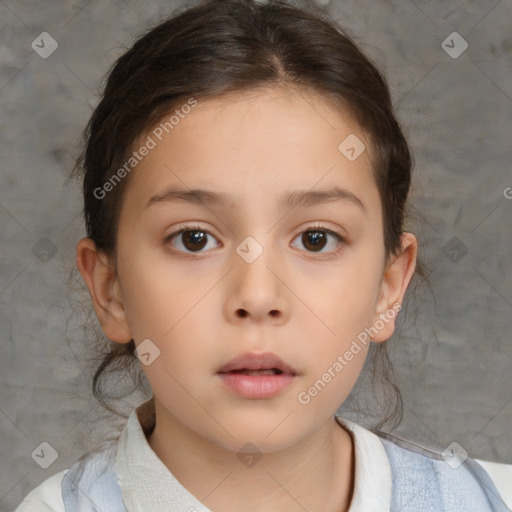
[14,470,67,512]
[379,434,512,511]
[15,443,121,512]
[474,458,512,509]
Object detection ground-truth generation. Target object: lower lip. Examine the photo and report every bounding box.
[217,372,295,399]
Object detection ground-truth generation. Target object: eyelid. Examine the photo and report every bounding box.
[164,222,220,243]
[300,223,346,241]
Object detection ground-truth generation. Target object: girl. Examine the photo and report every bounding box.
[15,0,512,510]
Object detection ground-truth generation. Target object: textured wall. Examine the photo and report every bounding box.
[1,0,511,510]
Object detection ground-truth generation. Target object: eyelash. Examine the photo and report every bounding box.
[164,223,346,257]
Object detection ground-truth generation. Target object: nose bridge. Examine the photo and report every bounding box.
[228,230,287,320]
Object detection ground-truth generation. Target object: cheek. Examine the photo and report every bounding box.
[298,263,380,390]
[297,344,369,416]
[134,314,212,421]
[315,268,380,343]
[117,247,209,341]
[119,256,217,379]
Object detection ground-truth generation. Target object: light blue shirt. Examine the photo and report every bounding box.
[15,399,512,511]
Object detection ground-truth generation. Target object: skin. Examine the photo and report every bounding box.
[76,85,417,512]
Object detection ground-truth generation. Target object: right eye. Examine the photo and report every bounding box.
[164,224,221,253]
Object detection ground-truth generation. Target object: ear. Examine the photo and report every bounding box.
[75,237,133,343]
[370,232,418,342]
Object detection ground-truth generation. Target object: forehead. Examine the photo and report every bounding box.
[122,86,380,217]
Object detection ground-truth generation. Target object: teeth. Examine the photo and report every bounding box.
[231,369,280,376]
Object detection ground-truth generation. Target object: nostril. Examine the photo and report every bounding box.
[235,309,280,318]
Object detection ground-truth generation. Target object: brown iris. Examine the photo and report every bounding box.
[302,230,327,252]
[182,229,208,251]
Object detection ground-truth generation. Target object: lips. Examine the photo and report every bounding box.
[217,351,297,399]
[217,351,298,376]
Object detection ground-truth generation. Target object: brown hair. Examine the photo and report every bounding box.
[71,0,431,432]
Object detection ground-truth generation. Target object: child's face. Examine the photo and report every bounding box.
[87,86,415,451]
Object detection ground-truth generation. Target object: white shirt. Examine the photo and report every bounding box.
[15,400,512,511]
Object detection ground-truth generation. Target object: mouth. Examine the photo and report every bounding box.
[227,368,284,376]
[217,352,297,399]
[217,351,298,376]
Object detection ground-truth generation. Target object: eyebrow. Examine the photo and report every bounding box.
[145,185,367,215]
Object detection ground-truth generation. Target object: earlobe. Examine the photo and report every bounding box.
[371,232,418,343]
[75,237,133,343]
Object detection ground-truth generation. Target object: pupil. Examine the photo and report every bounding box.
[184,230,207,251]
[303,230,326,251]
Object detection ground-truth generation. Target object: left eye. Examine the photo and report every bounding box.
[291,226,345,254]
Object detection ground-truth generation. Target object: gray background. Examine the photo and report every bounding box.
[1,0,511,510]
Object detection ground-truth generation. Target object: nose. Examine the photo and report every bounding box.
[223,240,289,324]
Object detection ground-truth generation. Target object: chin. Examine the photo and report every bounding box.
[202,412,307,454]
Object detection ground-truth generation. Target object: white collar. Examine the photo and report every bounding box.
[115,399,391,511]
[335,415,392,511]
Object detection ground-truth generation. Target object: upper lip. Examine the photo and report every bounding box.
[217,351,298,375]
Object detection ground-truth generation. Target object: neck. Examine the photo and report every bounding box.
[146,398,355,512]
